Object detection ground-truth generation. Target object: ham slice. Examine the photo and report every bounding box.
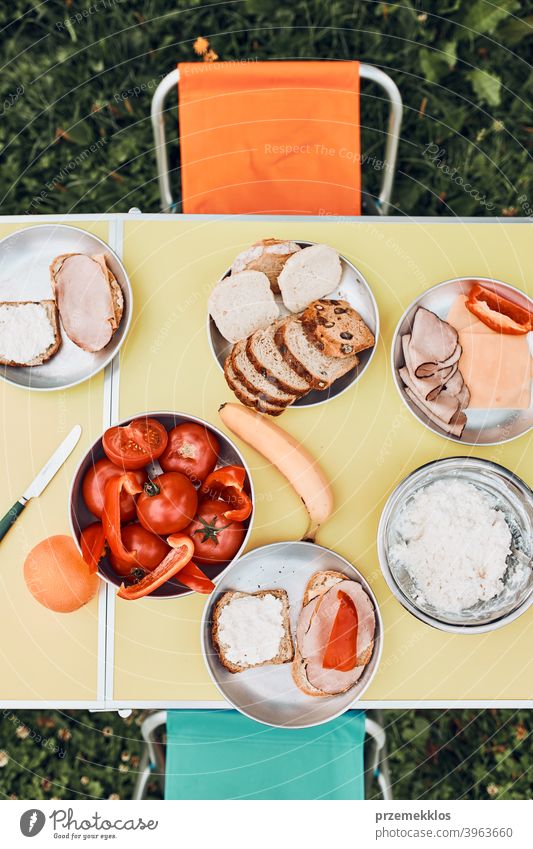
[298,580,375,696]
[50,253,122,353]
[399,307,470,437]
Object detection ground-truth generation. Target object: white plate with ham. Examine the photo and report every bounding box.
[392,277,533,445]
[0,224,132,390]
[201,541,383,729]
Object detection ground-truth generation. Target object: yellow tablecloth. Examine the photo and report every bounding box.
[113,217,532,705]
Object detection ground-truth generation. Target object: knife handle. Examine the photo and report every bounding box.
[0,499,26,542]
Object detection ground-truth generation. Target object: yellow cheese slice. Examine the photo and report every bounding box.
[447,295,532,409]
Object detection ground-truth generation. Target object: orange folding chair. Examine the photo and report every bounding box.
[151,61,402,215]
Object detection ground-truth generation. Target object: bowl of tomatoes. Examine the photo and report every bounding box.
[69,411,254,599]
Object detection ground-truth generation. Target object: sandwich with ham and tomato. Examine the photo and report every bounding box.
[292,570,376,697]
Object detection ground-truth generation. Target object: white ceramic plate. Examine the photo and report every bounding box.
[201,541,383,728]
[208,241,379,408]
[392,277,533,445]
[0,224,132,390]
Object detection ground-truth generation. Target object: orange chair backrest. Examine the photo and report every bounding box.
[177,61,361,216]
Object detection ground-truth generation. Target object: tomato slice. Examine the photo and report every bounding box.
[117,535,194,600]
[201,465,253,522]
[322,591,359,672]
[103,418,169,470]
[466,284,533,335]
[80,522,106,574]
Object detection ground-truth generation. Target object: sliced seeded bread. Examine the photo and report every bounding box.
[275,318,359,390]
[0,300,61,366]
[212,589,294,673]
[301,299,375,358]
[231,337,298,407]
[224,356,285,416]
[246,320,312,397]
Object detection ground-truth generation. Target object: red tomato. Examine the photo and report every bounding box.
[109,524,170,577]
[159,422,220,483]
[136,472,198,535]
[82,458,146,521]
[186,498,245,565]
[103,418,168,470]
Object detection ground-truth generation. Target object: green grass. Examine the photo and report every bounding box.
[0,0,531,215]
[0,0,531,801]
[0,708,531,799]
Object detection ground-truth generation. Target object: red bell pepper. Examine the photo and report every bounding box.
[322,591,359,672]
[466,284,533,335]
[201,465,252,522]
[117,535,194,600]
[80,522,106,574]
[103,473,143,564]
[174,560,215,594]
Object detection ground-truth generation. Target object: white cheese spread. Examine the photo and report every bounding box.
[390,479,513,613]
[0,303,55,364]
[218,594,284,665]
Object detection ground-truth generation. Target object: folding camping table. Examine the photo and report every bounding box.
[0,213,531,711]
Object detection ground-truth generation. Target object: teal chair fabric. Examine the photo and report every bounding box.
[165,709,366,800]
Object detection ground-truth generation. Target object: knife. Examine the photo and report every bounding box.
[0,424,82,543]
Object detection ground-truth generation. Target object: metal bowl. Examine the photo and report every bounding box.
[201,541,383,728]
[378,457,533,634]
[69,411,254,599]
[0,224,133,391]
[208,241,379,408]
[391,277,533,445]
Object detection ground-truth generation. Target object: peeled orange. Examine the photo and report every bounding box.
[24,535,100,613]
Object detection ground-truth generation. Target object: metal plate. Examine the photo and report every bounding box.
[208,242,379,408]
[392,277,533,445]
[0,224,132,390]
[201,541,383,728]
[69,411,254,599]
[377,457,533,634]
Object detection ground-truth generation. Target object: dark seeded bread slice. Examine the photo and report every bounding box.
[246,320,312,397]
[224,356,286,416]
[212,589,294,673]
[231,338,297,406]
[275,318,359,390]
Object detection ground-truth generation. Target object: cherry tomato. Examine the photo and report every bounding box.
[159,422,220,483]
[186,498,245,565]
[103,417,168,470]
[136,472,198,535]
[109,523,170,577]
[82,458,146,521]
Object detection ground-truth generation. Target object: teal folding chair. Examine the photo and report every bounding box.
[133,709,392,800]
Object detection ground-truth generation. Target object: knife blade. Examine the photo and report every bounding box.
[0,424,82,543]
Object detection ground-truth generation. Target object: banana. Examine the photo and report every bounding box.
[218,403,333,542]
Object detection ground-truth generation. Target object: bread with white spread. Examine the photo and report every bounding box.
[0,300,61,366]
[212,589,293,673]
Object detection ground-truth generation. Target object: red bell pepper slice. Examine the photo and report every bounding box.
[174,560,215,594]
[117,534,194,600]
[103,473,143,564]
[322,591,359,672]
[80,522,106,574]
[466,284,533,335]
[201,465,252,522]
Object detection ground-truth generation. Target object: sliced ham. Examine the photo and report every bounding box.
[399,307,470,438]
[298,580,375,696]
[51,253,121,353]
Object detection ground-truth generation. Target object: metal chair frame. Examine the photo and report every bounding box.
[133,709,393,801]
[151,64,402,215]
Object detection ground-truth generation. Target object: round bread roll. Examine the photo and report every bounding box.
[231,238,301,293]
